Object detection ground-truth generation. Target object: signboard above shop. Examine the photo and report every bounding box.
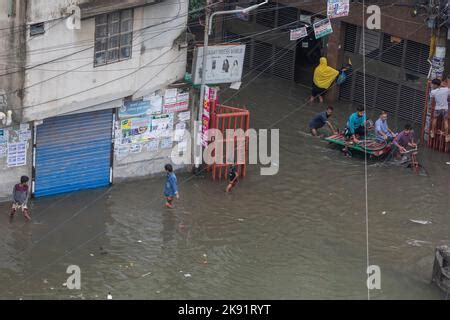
[119,100,151,119]
[192,44,246,85]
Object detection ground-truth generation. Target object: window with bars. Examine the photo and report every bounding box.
[94,9,133,67]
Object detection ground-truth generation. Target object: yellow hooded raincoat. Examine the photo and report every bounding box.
[313,57,339,90]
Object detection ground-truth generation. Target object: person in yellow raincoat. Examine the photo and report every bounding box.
[309,57,339,103]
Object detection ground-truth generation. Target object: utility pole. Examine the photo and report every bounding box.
[194,1,268,173]
[194,0,212,173]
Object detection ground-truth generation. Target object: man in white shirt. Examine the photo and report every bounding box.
[430,79,450,142]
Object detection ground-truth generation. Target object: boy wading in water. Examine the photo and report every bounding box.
[10,176,31,221]
[225,165,238,193]
[164,164,179,208]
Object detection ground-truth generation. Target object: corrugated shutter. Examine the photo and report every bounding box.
[272,46,295,80]
[399,86,425,124]
[343,23,357,53]
[359,29,381,59]
[404,40,430,75]
[353,72,377,107]
[381,33,404,67]
[277,4,298,27]
[339,70,354,101]
[255,2,277,28]
[34,109,113,197]
[375,78,399,115]
[253,40,273,72]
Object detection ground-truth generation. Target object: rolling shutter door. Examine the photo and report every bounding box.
[272,46,295,80]
[34,109,113,197]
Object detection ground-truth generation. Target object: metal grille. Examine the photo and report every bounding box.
[375,78,399,115]
[253,41,273,73]
[255,2,277,28]
[339,71,354,101]
[405,40,430,75]
[353,72,377,108]
[343,23,357,53]
[399,85,425,124]
[272,47,295,80]
[381,33,404,67]
[276,4,299,28]
[359,28,381,60]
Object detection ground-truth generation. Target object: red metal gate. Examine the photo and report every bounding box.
[208,104,250,180]
[421,80,449,153]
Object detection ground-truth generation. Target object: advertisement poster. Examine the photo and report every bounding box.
[0,129,6,144]
[148,94,163,114]
[313,18,333,39]
[7,142,27,168]
[327,0,350,19]
[178,111,191,122]
[202,86,219,147]
[0,144,6,158]
[150,114,173,139]
[193,44,246,85]
[164,90,189,113]
[120,117,152,144]
[290,27,308,41]
[160,137,173,149]
[119,100,151,119]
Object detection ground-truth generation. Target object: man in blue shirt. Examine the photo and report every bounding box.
[375,111,396,142]
[309,106,337,136]
[344,106,372,142]
[164,164,179,208]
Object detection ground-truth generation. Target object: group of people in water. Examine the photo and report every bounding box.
[308,105,417,159]
[307,56,449,158]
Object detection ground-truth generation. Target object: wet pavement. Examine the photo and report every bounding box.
[0,75,449,299]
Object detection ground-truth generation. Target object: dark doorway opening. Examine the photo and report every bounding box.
[294,32,323,86]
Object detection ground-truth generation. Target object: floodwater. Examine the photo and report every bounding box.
[0,76,449,300]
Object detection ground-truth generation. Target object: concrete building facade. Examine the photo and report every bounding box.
[0,0,191,200]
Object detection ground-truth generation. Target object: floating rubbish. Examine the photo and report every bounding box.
[50,287,54,290]
[184,273,192,278]
[107,293,112,300]
[202,254,207,258]
[382,211,387,215]
[446,162,450,165]
[142,272,152,278]
[130,262,134,267]
[407,239,432,247]
[410,219,432,225]
[237,218,244,222]
[137,240,143,243]
[43,279,48,284]
[90,253,94,257]
[156,291,161,294]
[62,283,67,287]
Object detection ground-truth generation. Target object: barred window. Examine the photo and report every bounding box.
[94,9,133,66]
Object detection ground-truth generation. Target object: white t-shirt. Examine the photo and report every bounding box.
[430,87,449,110]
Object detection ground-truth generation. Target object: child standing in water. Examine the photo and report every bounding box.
[225,165,238,193]
[10,175,31,221]
[164,164,179,208]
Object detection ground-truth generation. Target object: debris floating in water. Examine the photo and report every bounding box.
[43,279,48,284]
[237,218,244,222]
[409,219,432,225]
[107,293,112,300]
[90,253,94,257]
[137,240,143,243]
[142,272,152,278]
[62,283,67,287]
[407,239,432,247]
[446,162,450,165]
[184,273,192,278]
[381,211,387,215]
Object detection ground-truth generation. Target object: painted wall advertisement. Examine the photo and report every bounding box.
[313,18,333,39]
[115,88,190,159]
[327,0,350,19]
[192,44,246,85]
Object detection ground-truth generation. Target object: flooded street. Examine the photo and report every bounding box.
[0,76,448,300]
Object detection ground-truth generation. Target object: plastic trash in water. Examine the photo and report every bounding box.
[184,273,192,278]
[382,211,387,215]
[409,219,432,225]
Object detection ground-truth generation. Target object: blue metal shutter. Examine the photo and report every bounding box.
[34,109,113,197]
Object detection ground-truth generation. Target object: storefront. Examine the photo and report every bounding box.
[33,109,114,197]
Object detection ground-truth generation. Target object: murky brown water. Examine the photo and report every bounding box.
[0,76,448,299]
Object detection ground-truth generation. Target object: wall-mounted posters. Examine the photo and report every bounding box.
[7,142,27,167]
[120,117,152,144]
[327,0,350,19]
[149,114,174,139]
[163,89,189,113]
[119,100,151,119]
[313,18,333,39]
